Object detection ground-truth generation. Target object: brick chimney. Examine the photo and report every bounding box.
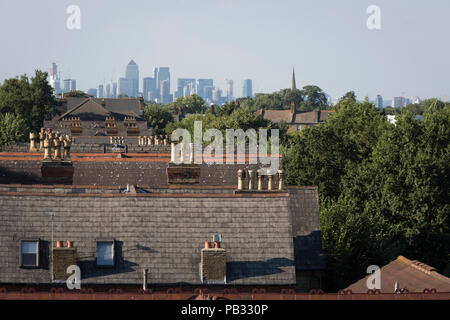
[201,238,226,284]
[166,143,200,184]
[52,240,77,281]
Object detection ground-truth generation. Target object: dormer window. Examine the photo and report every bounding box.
[20,240,39,268]
[96,240,115,267]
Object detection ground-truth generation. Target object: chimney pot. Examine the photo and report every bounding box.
[278,170,285,190]
[204,241,211,249]
[257,169,263,191]
[237,169,244,190]
[248,170,254,190]
[189,143,194,164]
[268,174,273,191]
[56,240,63,248]
[67,240,74,248]
[170,143,176,163]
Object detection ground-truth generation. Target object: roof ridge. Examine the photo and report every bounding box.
[58,98,110,120]
[397,255,450,283]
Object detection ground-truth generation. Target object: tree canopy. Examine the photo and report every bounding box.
[0,70,58,133]
[283,99,450,291]
[143,104,174,135]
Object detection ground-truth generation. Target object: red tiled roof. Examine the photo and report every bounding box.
[345,256,450,293]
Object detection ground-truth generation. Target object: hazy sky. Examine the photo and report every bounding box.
[0,0,449,100]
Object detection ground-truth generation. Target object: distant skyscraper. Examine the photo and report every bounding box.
[393,96,405,108]
[212,88,220,102]
[197,79,213,100]
[118,77,133,97]
[156,67,170,94]
[110,82,117,98]
[63,79,76,92]
[97,84,104,98]
[375,94,383,108]
[125,60,139,97]
[105,83,111,98]
[176,78,196,98]
[49,63,61,94]
[160,80,171,104]
[243,79,253,98]
[226,80,234,101]
[143,77,158,102]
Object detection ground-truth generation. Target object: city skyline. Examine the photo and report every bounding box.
[1,1,450,100]
[49,60,429,106]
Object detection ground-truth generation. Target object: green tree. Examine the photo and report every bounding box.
[0,113,28,148]
[0,70,58,132]
[143,104,174,135]
[284,100,450,291]
[300,85,328,111]
[340,91,357,102]
[169,94,206,114]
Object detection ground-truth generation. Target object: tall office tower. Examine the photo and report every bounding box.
[212,88,222,103]
[118,77,133,97]
[110,82,117,98]
[143,77,158,102]
[176,78,196,98]
[243,79,253,98]
[375,94,383,108]
[156,67,170,93]
[49,63,61,94]
[160,80,171,104]
[125,60,139,97]
[97,84,104,98]
[393,96,405,108]
[203,86,213,103]
[105,83,111,98]
[63,79,76,92]
[226,80,234,101]
[197,79,214,100]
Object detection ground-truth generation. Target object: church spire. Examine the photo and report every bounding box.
[291,67,296,90]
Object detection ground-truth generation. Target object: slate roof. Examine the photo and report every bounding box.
[0,155,274,187]
[0,186,302,285]
[255,109,334,125]
[255,109,293,123]
[345,256,450,293]
[58,98,143,121]
[63,97,143,116]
